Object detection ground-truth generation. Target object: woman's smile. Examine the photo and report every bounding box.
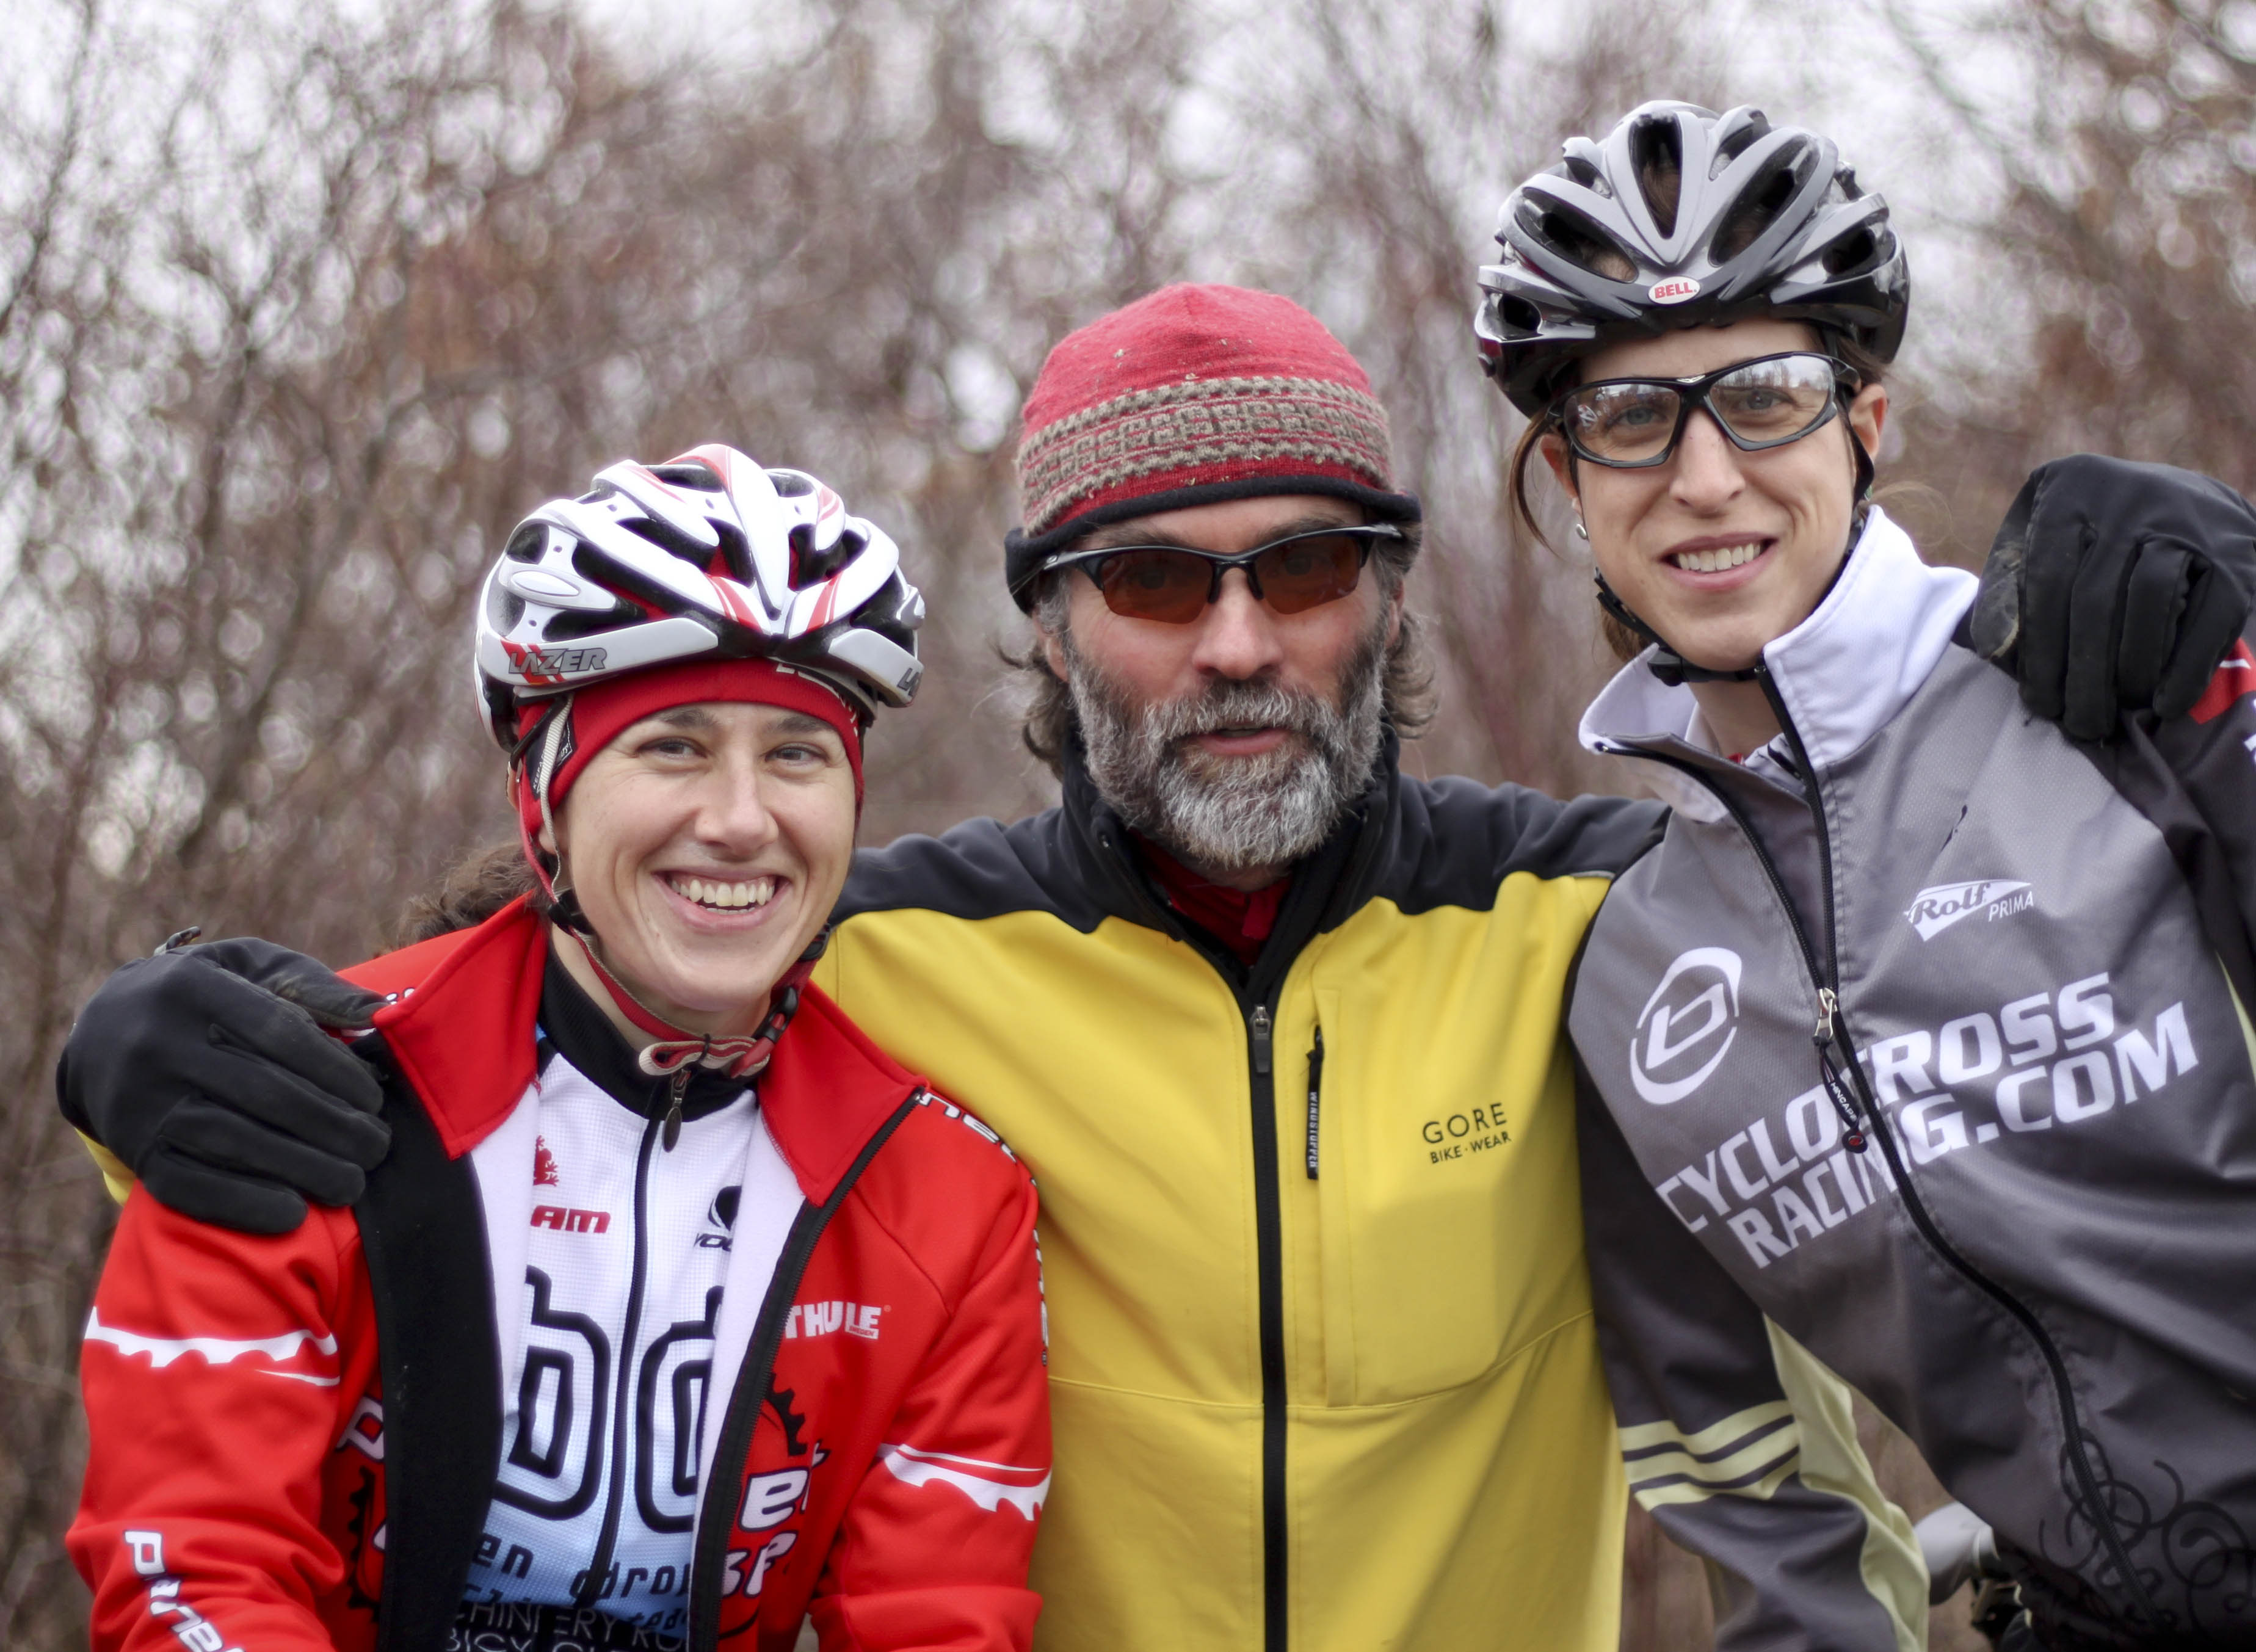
[1661,534,1776,581]
[659,869,782,915]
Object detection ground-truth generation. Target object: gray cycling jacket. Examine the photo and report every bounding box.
[1566,509,2256,1651]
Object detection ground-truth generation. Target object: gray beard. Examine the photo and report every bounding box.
[1063,620,1387,878]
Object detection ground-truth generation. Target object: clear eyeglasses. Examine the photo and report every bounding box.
[1552,351,1859,469]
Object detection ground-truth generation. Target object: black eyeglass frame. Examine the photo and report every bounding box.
[1548,351,1863,471]
[1036,522,1405,614]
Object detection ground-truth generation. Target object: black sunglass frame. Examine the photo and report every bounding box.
[1550,351,1862,471]
[1037,522,1405,615]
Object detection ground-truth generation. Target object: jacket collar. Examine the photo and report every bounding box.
[1577,506,1976,817]
[352,899,921,1203]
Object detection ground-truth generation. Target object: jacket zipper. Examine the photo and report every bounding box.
[1304,1027,1325,1180]
[1244,1001,1289,1652]
[684,1090,924,1651]
[1751,673,2155,1626]
[575,1110,664,1607]
[1095,816,1306,1651]
[1617,678,2157,1626]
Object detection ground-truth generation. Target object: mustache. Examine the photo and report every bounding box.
[1134,675,1342,753]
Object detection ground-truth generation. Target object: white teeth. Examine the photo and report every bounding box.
[1673,542,1765,573]
[673,875,775,910]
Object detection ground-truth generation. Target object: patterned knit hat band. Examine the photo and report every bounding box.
[1017,372,1396,537]
[1004,284,1421,608]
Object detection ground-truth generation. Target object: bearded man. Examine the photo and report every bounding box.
[821,286,1656,1646]
[60,283,2256,1651]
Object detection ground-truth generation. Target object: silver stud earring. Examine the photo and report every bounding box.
[1572,515,1589,541]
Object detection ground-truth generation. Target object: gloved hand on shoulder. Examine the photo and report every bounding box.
[58,935,391,1234]
[1975,454,2256,742]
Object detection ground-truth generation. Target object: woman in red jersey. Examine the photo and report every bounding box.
[71,448,1050,1652]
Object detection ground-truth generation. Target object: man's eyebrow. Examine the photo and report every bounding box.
[650,706,719,732]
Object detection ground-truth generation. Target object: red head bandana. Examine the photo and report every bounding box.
[512,658,866,856]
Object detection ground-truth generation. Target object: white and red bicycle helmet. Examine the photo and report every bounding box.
[474,443,924,748]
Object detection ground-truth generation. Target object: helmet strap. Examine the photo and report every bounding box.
[512,697,597,935]
[1593,573,1761,687]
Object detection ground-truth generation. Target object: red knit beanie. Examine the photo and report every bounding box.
[1004,283,1421,609]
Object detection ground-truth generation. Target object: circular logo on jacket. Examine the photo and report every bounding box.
[1630,947,1743,1104]
[1648,276,1702,305]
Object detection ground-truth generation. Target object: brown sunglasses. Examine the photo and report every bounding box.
[1039,524,1402,625]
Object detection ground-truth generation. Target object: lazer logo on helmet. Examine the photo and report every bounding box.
[1631,947,1743,1105]
[1904,880,2034,941]
[1648,276,1702,305]
[501,640,608,683]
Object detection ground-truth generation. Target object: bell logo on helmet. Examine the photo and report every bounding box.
[1631,947,1743,1105]
[1648,276,1702,305]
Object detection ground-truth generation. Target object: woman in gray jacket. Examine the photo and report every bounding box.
[1479,101,2256,1651]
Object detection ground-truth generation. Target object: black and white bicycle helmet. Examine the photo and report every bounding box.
[1475,101,1909,416]
[474,444,924,748]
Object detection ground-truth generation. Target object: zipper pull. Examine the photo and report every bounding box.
[1816,1044,1868,1155]
[1807,987,1866,1152]
[662,1068,687,1151]
[1249,1005,1273,1076]
[1305,1027,1325,1179]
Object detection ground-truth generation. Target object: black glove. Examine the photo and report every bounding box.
[1974,454,2256,742]
[58,936,393,1234]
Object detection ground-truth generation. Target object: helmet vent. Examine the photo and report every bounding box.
[1526,198,1636,283]
[1714,142,1815,263]
[1711,109,1770,175]
[1561,154,1610,198]
[487,581,526,632]
[622,513,717,567]
[1493,292,1542,337]
[708,521,753,585]
[1627,118,1683,238]
[1823,227,1878,276]
[503,524,547,563]
[791,523,858,588]
[543,601,640,642]
[651,462,723,492]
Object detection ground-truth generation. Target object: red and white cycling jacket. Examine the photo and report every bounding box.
[71,899,1050,1652]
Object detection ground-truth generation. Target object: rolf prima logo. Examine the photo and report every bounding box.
[1632,947,1743,1106]
[1904,880,2034,941]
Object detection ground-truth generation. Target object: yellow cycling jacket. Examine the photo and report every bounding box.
[811,736,1664,1651]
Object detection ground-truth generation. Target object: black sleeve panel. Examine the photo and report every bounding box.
[1377,778,1666,918]
[1576,1057,1923,1652]
[2081,625,2256,1013]
[837,808,1114,932]
[1578,1060,1793,1434]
